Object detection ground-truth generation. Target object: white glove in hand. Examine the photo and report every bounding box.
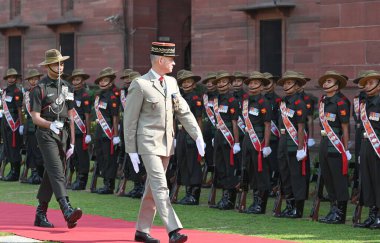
[346,150,352,161]
[307,138,315,147]
[49,121,64,135]
[233,143,241,154]
[296,149,307,161]
[129,153,140,173]
[0,110,3,118]
[112,136,120,145]
[196,137,206,157]
[212,138,214,147]
[66,144,74,160]
[85,135,92,144]
[19,125,24,135]
[262,146,272,158]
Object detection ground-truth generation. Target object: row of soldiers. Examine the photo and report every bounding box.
[1,65,379,229]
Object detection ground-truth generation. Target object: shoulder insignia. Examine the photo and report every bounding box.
[84,100,89,106]
[15,96,20,101]
[340,110,347,116]
[306,103,311,109]
[295,99,301,105]
[296,109,303,116]
[228,97,235,103]
[196,101,202,107]
[112,102,117,108]
[261,108,267,114]
[230,108,235,114]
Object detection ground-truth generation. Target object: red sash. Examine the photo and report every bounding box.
[120,89,127,110]
[242,99,264,172]
[73,108,88,150]
[270,121,280,137]
[353,97,360,121]
[360,102,380,159]
[2,91,20,148]
[203,94,216,127]
[237,116,246,134]
[319,97,348,175]
[280,101,308,175]
[95,96,114,154]
[213,97,235,165]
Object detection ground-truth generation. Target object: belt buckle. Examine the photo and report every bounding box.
[280,129,285,135]
[363,132,368,138]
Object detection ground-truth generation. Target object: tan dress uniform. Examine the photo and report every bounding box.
[123,69,202,234]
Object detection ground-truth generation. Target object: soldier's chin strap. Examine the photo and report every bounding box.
[181,83,194,91]
[100,81,112,89]
[248,83,262,91]
[366,79,380,93]
[264,82,274,91]
[48,65,59,75]
[323,82,338,91]
[217,82,229,90]
[283,83,297,92]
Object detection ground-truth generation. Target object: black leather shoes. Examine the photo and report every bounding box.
[169,231,188,243]
[134,231,160,243]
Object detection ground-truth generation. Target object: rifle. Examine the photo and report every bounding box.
[169,156,180,203]
[115,155,128,196]
[19,161,29,183]
[352,173,363,224]
[310,168,324,221]
[208,170,216,206]
[90,160,99,193]
[0,161,6,180]
[272,179,283,216]
[235,168,249,212]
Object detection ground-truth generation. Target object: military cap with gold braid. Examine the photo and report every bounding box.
[39,49,69,66]
[244,71,270,86]
[3,68,21,79]
[177,70,201,85]
[212,70,235,84]
[24,69,43,80]
[318,70,347,90]
[151,42,177,57]
[359,70,380,87]
[94,67,117,84]
[277,70,306,86]
[68,69,90,81]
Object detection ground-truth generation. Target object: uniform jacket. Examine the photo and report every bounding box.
[123,70,201,156]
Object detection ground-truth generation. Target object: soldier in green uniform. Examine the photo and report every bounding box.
[241,72,272,214]
[175,70,203,205]
[317,71,351,224]
[263,72,281,196]
[31,49,82,229]
[22,69,44,184]
[354,71,380,229]
[211,71,240,210]
[276,71,308,218]
[1,68,23,181]
[93,67,121,194]
[67,69,92,190]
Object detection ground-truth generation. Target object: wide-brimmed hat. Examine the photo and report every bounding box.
[24,69,43,80]
[277,70,306,86]
[177,70,201,85]
[212,70,235,84]
[298,72,311,82]
[39,49,69,66]
[318,70,347,89]
[263,72,279,82]
[128,71,141,82]
[243,71,270,86]
[120,69,134,79]
[151,42,177,57]
[353,70,374,84]
[94,67,117,84]
[233,71,248,80]
[3,68,21,79]
[200,72,217,84]
[359,70,380,87]
[68,69,90,81]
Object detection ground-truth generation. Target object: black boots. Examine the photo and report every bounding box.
[370,213,380,229]
[179,186,201,205]
[24,168,42,184]
[283,200,304,218]
[72,173,88,190]
[125,181,144,198]
[34,201,54,228]
[245,191,268,214]
[319,201,346,224]
[178,186,192,204]
[219,189,236,210]
[276,195,295,218]
[97,178,115,194]
[3,163,20,181]
[57,197,82,229]
[319,201,337,223]
[354,206,378,228]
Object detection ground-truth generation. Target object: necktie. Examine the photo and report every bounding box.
[159,76,164,86]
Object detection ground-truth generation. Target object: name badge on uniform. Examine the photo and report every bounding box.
[76,100,81,107]
[325,112,336,122]
[249,107,259,116]
[99,101,107,109]
[285,108,295,118]
[218,105,228,113]
[369,112,380,121]
[66,92,74,101]
[5,96,12,102]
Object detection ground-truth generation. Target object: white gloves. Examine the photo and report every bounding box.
[346,150,352,161]
[129,153,141,173]
[66,144,74,160]
[19,125,24,135]
[85,134,92,144]
[112,136,120,145]
[307,138,315,147]
[212,138,214,147]
[196,137,206,157]
[262,146,272,158]
[174,139,177,149]
[296,149,307,161]
[50,120,64,135]
[0,110,3,118]
[233,143,241,154]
